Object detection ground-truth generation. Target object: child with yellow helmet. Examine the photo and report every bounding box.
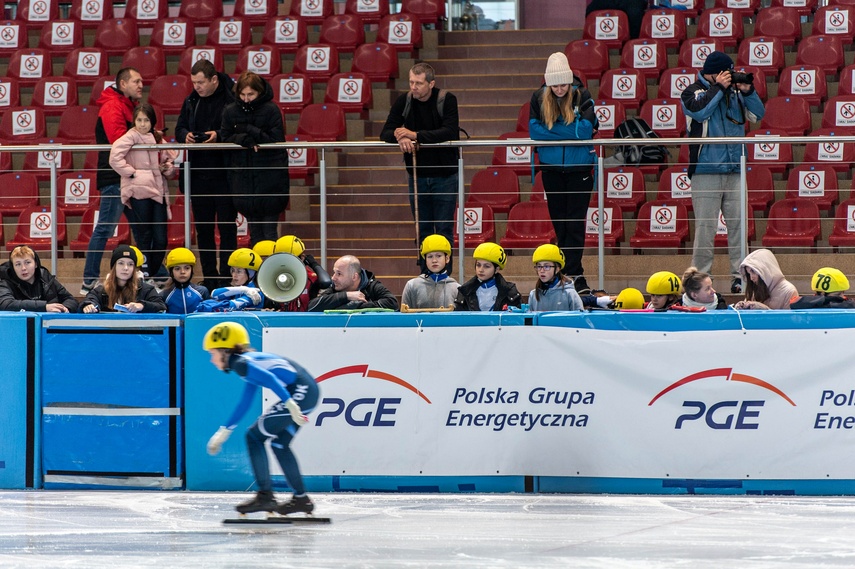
[676,267,727,310]
[160,247,210,314]
[645,270,682,310]
[453,242,521,311]
[790,267,855,309]
[195,248,266,312]
[401,234,459,310]
[203,321,320,517]
[267,235,331,311]
[527,244,584,311]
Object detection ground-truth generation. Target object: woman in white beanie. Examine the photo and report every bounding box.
[528,52,598,294]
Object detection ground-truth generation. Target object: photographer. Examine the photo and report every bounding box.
[681,51,765,295]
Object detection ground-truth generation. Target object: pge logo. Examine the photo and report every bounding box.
[315,364,431,427]
[648,367,795,430]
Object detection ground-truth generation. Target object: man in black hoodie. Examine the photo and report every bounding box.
[0,246,78,312]
[175,59,237,290]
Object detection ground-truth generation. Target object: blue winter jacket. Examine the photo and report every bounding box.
[529,79,598,171]
[681,74,765,176]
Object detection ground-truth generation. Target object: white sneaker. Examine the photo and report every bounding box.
[79,281,98,296]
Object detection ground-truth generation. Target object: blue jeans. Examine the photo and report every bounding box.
[407,173,459,246]
[83,183,123,284]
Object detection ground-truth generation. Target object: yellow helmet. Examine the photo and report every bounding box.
[165,247,196,269]
[129,245,145,267]
[812,267,849,293]
[203,321,250,351]
[228,248,262,271]
[420,234,452,257]
[252,240,276,258]
[532,244,565,270]
[472,242,507,269]
[646,271,682,295]
[613,288,645,309]
[274,235,305,256]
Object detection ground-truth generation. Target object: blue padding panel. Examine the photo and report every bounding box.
[0,314,34,489]
[538,477,855,495]
[305,476,525,493]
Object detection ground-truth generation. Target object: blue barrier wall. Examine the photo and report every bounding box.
[0,314,35,489]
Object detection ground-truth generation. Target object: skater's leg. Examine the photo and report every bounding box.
[246,423,273,492]
[269,431,305,495]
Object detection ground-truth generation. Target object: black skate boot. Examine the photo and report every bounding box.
[276,494,314,516]
[236,491,278,515]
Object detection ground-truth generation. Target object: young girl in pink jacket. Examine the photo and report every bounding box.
[109,103,176,282]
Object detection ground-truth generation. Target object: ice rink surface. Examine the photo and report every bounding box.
[2,491,855,568]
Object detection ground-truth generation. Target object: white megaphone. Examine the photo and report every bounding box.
[256,252,309,303]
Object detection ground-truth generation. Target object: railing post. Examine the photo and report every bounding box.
[740,151,748,266]
[320,148,327,268]
[596,154,605,292]
[50,159,58,275]
[457,147,465,279]
[183,159,192,250]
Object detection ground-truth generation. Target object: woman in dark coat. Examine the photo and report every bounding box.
[220,71,289,245]
[0,246,78,312]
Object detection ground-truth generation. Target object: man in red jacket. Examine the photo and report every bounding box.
[80,67,144,295]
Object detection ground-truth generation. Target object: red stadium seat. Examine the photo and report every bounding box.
[713,210,755,249]
[94,18,139,56]
[629,201,690,253]
[760,96,812,136]
[530,171,546,202]
[785,164,839,214]
[262,17,308,54]
[296,103,346,142]
[148,75,193,114]
[515,102,530,133]
[639,9,688,51]
[235,45,282,77]
[598,166,646,216]
[377,13,423,52]
[713,0,761,19]
[62,47,109,86]
[597,69,647,112]
[22,138,73,181]
[762,198,821,250]
[592,99,627,138]
[324,72,373,115]
[752,6,801,47]
[7,48,51,86]
[745,165,775,213]
[284,134,319,183]
[777,64,827,109]
[467,167,520,215]
[319,14,365,53]
[149,18,194,56]
[585,205,624,249]
[123,0,168,27]
[293,44,341,83]
[289,0,334,26]
[492,131,535,177]
[696,9,744,49]
[732,64,766,100]
[234,0,280,26]
[0,78,21,111]
[658,67,695,99]
[746,128,793,176]
[0,172,39,217]
[122,46,167,79]
[351,42,399,84]
[619,39,667,81]
[0,20,27,54]
[16,0,60,30]
[838,64,855,96]
[677,37,724,70]
[167,199,196,247]
[656,166,694,212]
[564,39,610,84]
[178,0,224,25]
[583,10,630,51]
[737,36,785,76]
[639,98,686,138]
[178,46,225,76]
[344,0,390,25]
[454,201,496,249]
[57,105,99,143]
[58,171,99,216]
[270,73,313,115]
[69,204,130,255]
[821,95,855,133]
[401,0,445,28]
[803,128,855,174]
[207,17,252,55]
[38,20,84,54]
[0,107,46,142]
[667,0,701,18]
[7,206,67,253]
[31,77,79,116]
[499,201,557,250]
[795,35,845,77]
[828,198,855,249]
[812,5,855,42]
[69,0,114,29]
[769,0,815,18]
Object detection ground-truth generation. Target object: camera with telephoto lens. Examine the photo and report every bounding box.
[731,71,754,85]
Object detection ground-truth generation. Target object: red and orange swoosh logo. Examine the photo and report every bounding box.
[316,364,432,404]
[648,367,795,406]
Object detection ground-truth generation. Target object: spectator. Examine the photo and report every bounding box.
[401,234,459,310]
[268,234,331,312]
[733,249,798,310]
[308,255,398,312]
[175,59,238,291]
[109,103,176,283]
[81,67,144,295]
[195,247,265,312]
[454,242,521,311]
[677,267,727,310]
[0,246,78,312]
[791,267,855,309]
[612,287,646,310]
[646,271,682,310]
[160,247,210,314]
[527,244,584,312]
[80,244,166,313]
[380,62,460,269]
[221,71,289,245]
[528,52,598,293]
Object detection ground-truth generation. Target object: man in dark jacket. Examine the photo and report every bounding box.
[81,67,143,295]
[176,59,238,290]
[308,255,398,311]
[0,246,78,312]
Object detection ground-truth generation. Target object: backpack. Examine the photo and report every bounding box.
[613,117,669,166]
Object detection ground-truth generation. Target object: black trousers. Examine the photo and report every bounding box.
[191,192,237,283]
[541,168,594,278]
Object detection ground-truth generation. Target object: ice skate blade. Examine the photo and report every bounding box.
[223,516,331,525]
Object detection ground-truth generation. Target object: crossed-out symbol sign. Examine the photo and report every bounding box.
[86,1,101,14]
[611,174,628,191]
[840,103,855,120]
[675,174,690,190]
[311,49,326,63]
[675,76,690,91]
[590,208,609,227]
[655,207,673,224]
[281,22,294,35]
[463,208,479,227]
[713,15,730,30]
[637,46,653,62]
[25,57,40,71]
[655,17,671,32]
[850,206,855,224]
[288,148,304,159]
[656,106,673,123]
[196,50,213,61]
[48,83,64,98]
[305,0,320,9]
[796,72,812,88]
[393,23,409,38]
[17,113,32,128]
[70,180,86,196]
[753,44,769,59]
[284,80,300,95]
[596,107,612,123]
[696,45,711,60]
[360,0,375,6]
[224,23,238,37]
[758,142,776,152]
[252,52,268,67]
[1,27,15,41]
[42,150,57,161]
[824,142,840,153]
[168,24,183,39]
[616,76,634,93]
[511,145,527,156]
[343,80,359,95]
[56,24,71,39]
[830,12,846,27]
[141,0,156,15]
[35,213,51,231]
[82,53,97,68]
[33,1,47,15]
[250,0,264,7]
[599,18,614,33]
[803,172,821,189]
[0,85,7,99]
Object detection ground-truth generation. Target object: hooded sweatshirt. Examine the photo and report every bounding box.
[738,248,799,309]
[0,251,78,312]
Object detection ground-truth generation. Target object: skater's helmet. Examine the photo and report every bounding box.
[274,235,305,257]
[166,247,196,269]
[204,321,250,351]
[646,271,681,295]
[613,288,645,309]
[252,240,276,259]
[129,245,144,267]
[420,234,452,258]
[228,248,263,271]
[531,244,565,270]
[472,242,507,269]
[812,267,849,293]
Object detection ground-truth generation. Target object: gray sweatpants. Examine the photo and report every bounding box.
[690,173,743,279]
